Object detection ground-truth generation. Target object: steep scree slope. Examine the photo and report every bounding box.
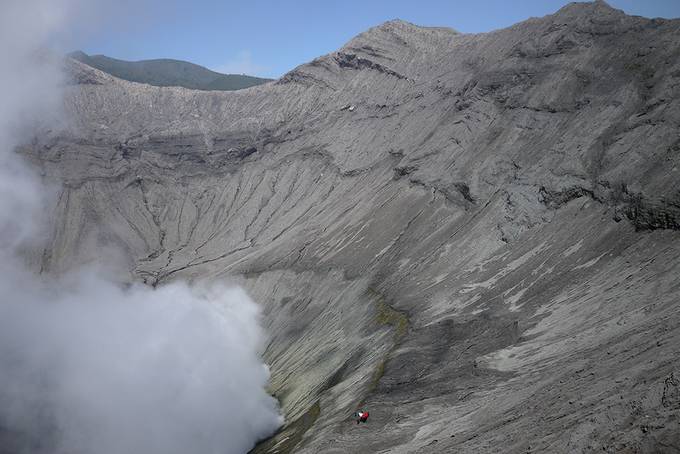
[23,2,680,452]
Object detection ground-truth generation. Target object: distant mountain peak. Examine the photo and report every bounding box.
[68,51,272,91]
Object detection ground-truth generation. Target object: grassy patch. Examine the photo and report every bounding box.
[249,401,321,454]
[370,288,409,341]
[367,359,386,394]
[356,287,410,404]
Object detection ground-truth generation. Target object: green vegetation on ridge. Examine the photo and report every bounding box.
[69,51,272,91]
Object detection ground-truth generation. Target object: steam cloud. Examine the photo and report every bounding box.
[0,1,282,453]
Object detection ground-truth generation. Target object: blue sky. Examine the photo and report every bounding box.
[75,0,680,78]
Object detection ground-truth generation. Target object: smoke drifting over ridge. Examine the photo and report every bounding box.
[0,2,282,453]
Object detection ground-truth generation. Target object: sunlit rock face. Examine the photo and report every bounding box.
[25,1,680,452]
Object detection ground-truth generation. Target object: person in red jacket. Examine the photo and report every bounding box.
[355,410,369,424]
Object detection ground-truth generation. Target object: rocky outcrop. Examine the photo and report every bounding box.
[23,2,680,452]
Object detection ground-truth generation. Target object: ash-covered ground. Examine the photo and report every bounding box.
[23,2,680,452]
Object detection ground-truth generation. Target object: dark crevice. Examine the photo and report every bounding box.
[333,52,407,80]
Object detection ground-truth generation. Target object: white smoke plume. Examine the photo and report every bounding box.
[0,1,282,453]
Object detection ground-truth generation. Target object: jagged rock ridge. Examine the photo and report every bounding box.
[22,2,680,452]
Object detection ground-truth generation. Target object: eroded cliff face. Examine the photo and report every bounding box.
[23,1,680,452]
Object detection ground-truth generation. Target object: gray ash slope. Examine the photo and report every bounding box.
[24,1,680,452]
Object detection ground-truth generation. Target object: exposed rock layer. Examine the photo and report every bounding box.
[23,2,680,452]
